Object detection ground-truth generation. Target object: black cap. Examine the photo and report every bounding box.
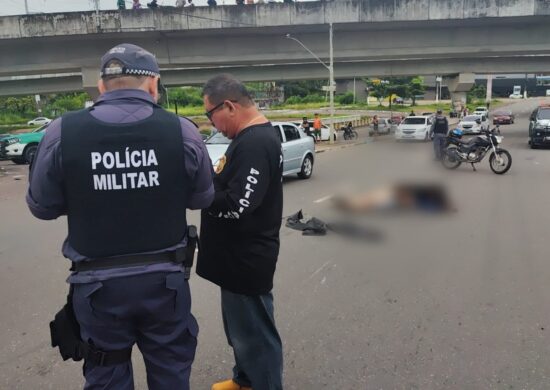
[100,44,160,78]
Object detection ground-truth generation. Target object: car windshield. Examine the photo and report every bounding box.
[205,132,231,145]
[475,107,486,111]
[494,111,510,116]
[538,109,550,120]
[463,116,481,122]
[33,124,49,133]
[402,118,426,125]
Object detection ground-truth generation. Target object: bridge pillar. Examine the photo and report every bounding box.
[82,67,100,101]
[445,73,475,110]
[335,79,367,102]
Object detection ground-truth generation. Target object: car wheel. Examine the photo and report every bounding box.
[298,154,313,179]
[11,158,27,165]
[24,144,38,164]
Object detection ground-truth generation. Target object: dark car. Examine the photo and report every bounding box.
[528,105,550,149]
[493,110,515,125]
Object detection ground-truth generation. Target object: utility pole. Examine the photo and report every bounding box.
[328,22,335,144]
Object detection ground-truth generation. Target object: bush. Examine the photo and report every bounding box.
[337,92,354,105]
[285,96,304,105]
[169,87,203,107]
[301,94,325,103]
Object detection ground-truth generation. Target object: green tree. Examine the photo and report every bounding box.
[364,78,388,106]
[408,77,425,106]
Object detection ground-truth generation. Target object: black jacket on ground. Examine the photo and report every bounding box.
[197,123,283,295]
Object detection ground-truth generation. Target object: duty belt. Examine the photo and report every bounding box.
[70,249,186,272]
[71,226,198,276]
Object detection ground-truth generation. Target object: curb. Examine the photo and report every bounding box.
[315,140,366,153]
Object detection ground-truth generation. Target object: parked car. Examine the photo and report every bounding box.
[458,114,489,135]
[509,93,523,99]
[294,120,338,141]
[206,122,315,179]
[0,124,48,164]
[473,107,489,117]
[370,118,397,136]
[528,104,550,149]
[492,110,515,125]
[27,117,51,126]
[395,116,433,141]
[390,114,405,125]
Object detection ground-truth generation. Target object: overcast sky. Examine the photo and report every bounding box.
[1,0,314,16]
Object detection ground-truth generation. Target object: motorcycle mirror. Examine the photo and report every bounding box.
[476,119,481,124]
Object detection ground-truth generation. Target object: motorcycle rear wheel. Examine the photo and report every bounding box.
[441,149,462,170]
[489,149,512,174]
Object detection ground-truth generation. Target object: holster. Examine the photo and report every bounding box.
[50,286,132,366]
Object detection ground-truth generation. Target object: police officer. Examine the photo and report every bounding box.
[431,109,449,160]
[197,74,284,390]
[27,44,214,389]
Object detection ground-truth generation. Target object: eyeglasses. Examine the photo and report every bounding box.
[205,100,238,121]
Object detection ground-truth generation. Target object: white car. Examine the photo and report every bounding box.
[294,121,338,142]
[472,107,489,117]
[395,116,433,141]
[205,122,315,179]
[27,117,51,126]
[509,93,523,99]
[458,114,489,135]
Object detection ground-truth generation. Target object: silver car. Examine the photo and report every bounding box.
[205,122,315,179]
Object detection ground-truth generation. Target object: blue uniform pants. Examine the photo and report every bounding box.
[432,133,447,160]
[72,271,198,390]
[221,289,283,390]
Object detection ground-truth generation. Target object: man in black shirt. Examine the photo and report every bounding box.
[431,109,449,160]
[198,74,284,390]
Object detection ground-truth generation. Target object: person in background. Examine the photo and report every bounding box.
[147,0,158,8]
[409,110,416,116]
[301,116,312,138]
[431,109,449,161]
[117,0,126,9]
[176,0,185,6]
[313,113,322,142]
[132,0,142,9]
[184,0,195,7]
[207,0,218,5]
[372,114,379,134]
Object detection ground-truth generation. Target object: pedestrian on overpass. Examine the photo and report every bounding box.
[198,74,284,390]
[313,112,322,142]
[117,0,126,9]
[27,43,214,390]
[431,109,449,161]
[132,0,142,9]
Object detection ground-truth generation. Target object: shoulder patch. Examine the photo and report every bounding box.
[214,155,227,174]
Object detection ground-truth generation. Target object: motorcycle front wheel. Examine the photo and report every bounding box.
[489,149,512,174]
[441,149,462,170]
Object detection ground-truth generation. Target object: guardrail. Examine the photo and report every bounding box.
[322,115,369,129]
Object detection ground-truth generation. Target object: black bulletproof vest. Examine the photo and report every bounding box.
[433,116,448,134]
[61,106,189,258]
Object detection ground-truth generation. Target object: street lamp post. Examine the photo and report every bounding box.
[286,22,335,144]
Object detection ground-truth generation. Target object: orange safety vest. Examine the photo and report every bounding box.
[313,118,322,130]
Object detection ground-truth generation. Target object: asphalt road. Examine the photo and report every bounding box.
[1,97,550,389]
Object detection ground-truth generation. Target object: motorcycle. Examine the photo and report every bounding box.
[341,123,358,140]
[441,126,512,174]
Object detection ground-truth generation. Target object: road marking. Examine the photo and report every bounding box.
[305,261,331,283]
[314,195,333,203]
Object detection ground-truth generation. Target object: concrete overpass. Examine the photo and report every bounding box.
[1,0,550,102]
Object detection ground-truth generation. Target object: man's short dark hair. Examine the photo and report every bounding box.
[202,74,254,107]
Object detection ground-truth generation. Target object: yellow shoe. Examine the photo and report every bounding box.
[211,379,252,390]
